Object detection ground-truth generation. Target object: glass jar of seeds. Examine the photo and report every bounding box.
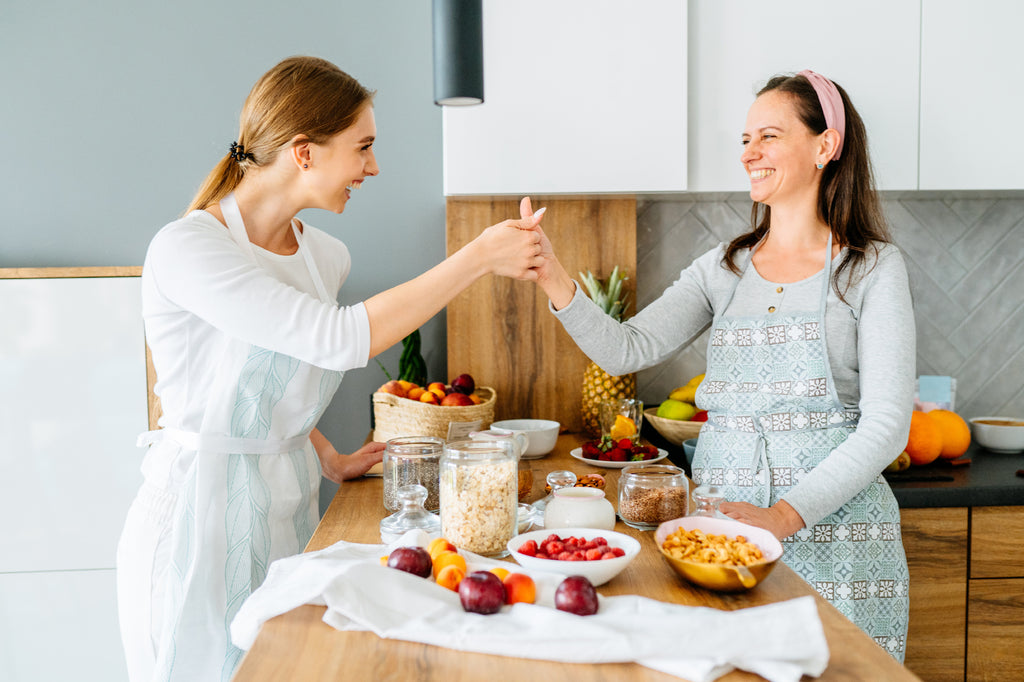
[618,464,689,530]
[383,436,444,512]
[439,438,518,557]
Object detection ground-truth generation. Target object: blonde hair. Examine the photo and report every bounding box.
[186,56,375,214]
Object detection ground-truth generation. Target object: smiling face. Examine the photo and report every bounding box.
[306,104,380,213]
[741,90,823,208]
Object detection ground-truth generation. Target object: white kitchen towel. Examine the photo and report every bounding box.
[231,531,829,682]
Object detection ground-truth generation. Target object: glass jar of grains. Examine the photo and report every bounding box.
[618,464,689,530]
[440,438,518,557]
[383,436,444,512]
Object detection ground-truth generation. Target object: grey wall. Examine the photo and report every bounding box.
[1,1,449,510]
[635,193,1024,420]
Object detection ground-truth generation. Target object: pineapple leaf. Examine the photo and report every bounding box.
[577,266,630,321]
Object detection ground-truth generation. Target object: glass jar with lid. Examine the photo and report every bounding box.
[439,438,518,557]
[618,464,689,530]
[383,436,443,512]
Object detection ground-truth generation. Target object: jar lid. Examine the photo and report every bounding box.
[621,463,685,478]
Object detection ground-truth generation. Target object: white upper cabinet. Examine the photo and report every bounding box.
[443,0,687,195]
[920,1,1024,190]
[687,1,921,192]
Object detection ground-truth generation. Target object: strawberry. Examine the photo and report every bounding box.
[617,438,634,450]
[608,448,628,462]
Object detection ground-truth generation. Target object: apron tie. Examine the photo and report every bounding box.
[137,427,312,455]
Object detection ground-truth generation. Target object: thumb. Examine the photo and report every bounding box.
[519,196,534,219]
[512,206,546,230]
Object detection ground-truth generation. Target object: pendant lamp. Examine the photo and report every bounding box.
[432,0,484,106]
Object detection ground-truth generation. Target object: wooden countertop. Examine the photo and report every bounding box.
[233,433,920,682]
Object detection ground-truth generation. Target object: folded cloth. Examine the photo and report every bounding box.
[232,531,829,682]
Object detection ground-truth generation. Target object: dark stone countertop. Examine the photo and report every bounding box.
[884,443,1024,508]
[642,423,1024,510]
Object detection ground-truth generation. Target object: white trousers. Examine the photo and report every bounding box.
[116,482,176,682]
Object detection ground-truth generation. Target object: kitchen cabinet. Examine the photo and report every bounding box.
[901,504,1024,681]
[0,269,147,682]
[442,0,687,195]
[919,1,1024,190]
[686,0,920,192]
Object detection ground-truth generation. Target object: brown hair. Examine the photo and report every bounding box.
[723,73,890,300]
[185,56,375,214]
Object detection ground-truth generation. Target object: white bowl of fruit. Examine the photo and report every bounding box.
[506,528,640,586]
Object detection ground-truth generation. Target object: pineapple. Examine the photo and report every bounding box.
[578,267,636,437]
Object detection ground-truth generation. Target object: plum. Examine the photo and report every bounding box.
[450,373,476,395]
[458,570,506,614]
[386,546,433,578]
[555,575,599,616]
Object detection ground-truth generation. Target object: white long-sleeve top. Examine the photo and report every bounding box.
[142,210,371,433]
[551,242,916,527]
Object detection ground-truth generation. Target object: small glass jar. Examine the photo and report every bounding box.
[543,487,616,530]
[439,439,518,557]
[618,464,689,530]
[531,470,578,513]
[383,436,443,512]
[379,484,440,543]
[692,483,726,518]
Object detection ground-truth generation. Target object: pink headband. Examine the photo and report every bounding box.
[798,69,845,160]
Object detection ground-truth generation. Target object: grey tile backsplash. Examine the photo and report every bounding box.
[634,193,1024,420]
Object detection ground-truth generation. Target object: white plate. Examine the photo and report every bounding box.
[569,447,668,469]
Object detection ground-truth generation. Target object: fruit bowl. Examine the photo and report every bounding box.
[644,408,704,445]
[506,527,640,586]
[491,419,561,458]
[655,516,783,592]
[969,417,1024,454]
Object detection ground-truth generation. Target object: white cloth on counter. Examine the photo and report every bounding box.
[231,531,829,682]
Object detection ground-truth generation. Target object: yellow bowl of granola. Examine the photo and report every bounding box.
[655,516,783,592]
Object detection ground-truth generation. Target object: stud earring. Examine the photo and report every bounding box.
[816,163,824,169]
[303,164,308,169]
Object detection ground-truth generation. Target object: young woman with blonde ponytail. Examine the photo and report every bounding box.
[117,55,546,682]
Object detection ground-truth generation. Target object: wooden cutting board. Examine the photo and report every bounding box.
[445,196,636,432]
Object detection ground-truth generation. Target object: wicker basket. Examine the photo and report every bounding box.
[644,408,704,445]
[372,387,496,442]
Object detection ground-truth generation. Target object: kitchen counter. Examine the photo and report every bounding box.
[644,422,1024,509]
[884,443,1024,507]
[232,433,920,682]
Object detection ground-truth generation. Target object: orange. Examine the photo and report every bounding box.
[489,567,511,581]
[928,409,971,459]
[609,415,637,440]
[905,411,942,466]
[432,551,467,578]
[435,564,465,591]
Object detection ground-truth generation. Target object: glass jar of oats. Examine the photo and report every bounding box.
[440,438,518,557]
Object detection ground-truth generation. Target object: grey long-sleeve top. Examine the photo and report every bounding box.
[551,242,916,528]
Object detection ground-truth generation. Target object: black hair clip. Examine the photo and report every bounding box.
[229,141,253,162]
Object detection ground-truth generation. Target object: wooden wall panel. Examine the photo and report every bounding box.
[901,507,968,682]
[445,197,636,431]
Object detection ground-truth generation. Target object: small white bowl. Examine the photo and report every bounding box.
[490,419,560,458]
[506,527,640,586]
[969,417,1024,454]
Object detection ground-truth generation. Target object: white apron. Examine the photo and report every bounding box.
[118,194,344,681]
[690,237,910,661]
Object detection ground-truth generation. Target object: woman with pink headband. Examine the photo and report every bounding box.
[528,70,913,660]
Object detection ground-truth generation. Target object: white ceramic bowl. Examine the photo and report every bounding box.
[969,417,1024,454]
[490,419,560,458]
[506,527,640,586]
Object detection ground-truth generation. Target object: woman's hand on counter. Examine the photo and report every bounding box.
[311,429,386,483]
[719,499,806,541]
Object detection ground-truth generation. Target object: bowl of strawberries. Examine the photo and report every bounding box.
[570,436,667,469]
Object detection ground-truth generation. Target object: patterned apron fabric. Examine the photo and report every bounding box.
[147,194,344,681]
[690,237,909,661]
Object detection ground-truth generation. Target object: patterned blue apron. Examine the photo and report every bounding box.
[690,237,909,661]
[137,193,344,680]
